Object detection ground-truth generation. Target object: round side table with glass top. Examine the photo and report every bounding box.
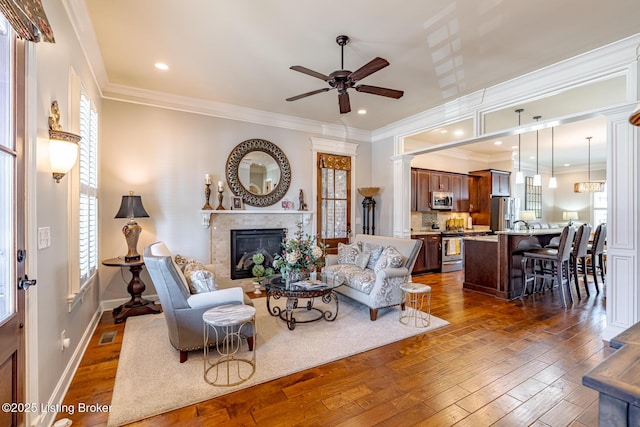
[399,282,431,328]
[203,304,256,386]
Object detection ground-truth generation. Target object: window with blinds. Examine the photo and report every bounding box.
[78,91,98,285]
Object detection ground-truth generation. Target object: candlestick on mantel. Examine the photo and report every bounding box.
[205,174,212,185]
[202,183,213,210]
[217,180,224,192]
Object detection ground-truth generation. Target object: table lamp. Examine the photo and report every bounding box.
[115,191,150,261]
[563,211,579,226]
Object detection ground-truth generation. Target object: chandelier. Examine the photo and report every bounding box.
[574,136,604,193]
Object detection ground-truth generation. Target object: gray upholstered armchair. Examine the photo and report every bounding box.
[143,242,254,363]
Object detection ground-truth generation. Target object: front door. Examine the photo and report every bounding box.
[317,153,351,255]
[0,23,26,427]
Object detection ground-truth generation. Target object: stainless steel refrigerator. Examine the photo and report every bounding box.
[490,196,516,231]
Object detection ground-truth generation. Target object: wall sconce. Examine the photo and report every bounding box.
[48,101,81,183]
[630,103,640,126]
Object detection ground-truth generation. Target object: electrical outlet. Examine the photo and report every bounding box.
[38,227,51,249]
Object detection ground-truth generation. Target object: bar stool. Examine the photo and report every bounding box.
[587,223,607,294]
[203,304,256,386]
[400,282,431,328]
[570,223,591,299]
[521,226,575,307]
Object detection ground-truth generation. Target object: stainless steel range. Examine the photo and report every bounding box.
[441,231,464,272]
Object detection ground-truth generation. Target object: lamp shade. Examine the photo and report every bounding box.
[563,211,579,221]
[49,129,80,183]
[519,211,537,221]
[115,194,150,219]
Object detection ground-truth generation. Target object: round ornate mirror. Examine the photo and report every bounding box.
[226,139,291,207]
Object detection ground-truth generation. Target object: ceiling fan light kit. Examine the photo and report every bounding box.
[286,35,404,114]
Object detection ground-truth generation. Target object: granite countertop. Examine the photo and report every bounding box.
[411,228,490,235]
[496,229,563,236]
[463,235,499,242]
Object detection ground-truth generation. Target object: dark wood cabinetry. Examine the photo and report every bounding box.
[491,171,511,196]
[411,168,469,212]
[411,234,441,274]
[468,169,511,226]
[468,175,480,212]
[412,168,431,212]
[430,172,450,192]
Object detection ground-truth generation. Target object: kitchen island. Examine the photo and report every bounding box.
[463,229,563,299]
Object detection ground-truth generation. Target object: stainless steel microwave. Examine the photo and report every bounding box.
[431,191,454,210]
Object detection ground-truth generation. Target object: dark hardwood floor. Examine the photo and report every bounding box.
[57,271,610,426]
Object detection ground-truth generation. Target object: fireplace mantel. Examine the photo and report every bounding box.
[200,209,313,228]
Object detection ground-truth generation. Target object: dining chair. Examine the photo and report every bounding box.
[587,223,607,294]
[521,225,576,308]
[570,223,592,299]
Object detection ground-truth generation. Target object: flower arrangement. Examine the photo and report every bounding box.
[273,222,324,275]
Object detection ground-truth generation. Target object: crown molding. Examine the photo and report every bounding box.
[372,33,640,143]
[102,83,373,142]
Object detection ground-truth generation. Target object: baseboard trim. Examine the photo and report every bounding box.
[37,306,102,427]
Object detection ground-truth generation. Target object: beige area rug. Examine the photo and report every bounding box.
[107,297,449,426]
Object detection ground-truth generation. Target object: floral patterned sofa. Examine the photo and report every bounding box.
[323,234,422,321]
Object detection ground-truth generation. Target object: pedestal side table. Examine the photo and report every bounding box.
[102,257,162,323]
[400,282,431,328]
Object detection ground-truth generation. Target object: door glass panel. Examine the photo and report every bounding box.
[0,152,14,323]
[334,200,347,238]
[322,200,334,239]
[335,170,347,199]
[0,18,10,150]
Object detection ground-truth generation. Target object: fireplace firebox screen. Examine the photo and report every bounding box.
[230,228,286,280]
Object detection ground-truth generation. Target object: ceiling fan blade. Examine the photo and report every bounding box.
[290,66,331,81]
[286,87,331,102]
[338,92,351,114]
[348,57,390,82]
[355,84,404,99]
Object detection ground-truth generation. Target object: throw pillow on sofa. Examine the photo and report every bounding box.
[354,251,371,270]
[174,254,217,293]
[337,242,360,265]
[373,246,405,273]
[359,242,384,269]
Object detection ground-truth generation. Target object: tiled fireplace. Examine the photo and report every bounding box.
[207,211,312,281]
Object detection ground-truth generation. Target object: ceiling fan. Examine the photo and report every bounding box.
[286,35,404,114]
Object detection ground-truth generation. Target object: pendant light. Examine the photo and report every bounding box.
[515,108,524,184]
[532,115,541,186]
[574,137,605,192]
[548,127,557,188]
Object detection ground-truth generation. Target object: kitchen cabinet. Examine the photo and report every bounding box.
[425,234,441,270]
[412,168,431,212]
[450,174,469,212]
[411,234,441,274]
[412,168,471,212]
[492,171,511,196]
[468,169,511,225]
[430,172,450,192]
[468,175,480,212]
[411,168,417,211]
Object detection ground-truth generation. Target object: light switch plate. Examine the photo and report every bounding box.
[38,227,51,249]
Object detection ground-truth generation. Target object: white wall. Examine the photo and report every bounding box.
[32,0,103,414]
[99,100,372,299]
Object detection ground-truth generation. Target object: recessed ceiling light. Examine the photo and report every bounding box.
[494,141,502,145]
[454,130,464,136]
[511,145,518,150]
[440,129,448,134]
[357,109,367,115]
[564,163,571,167]
[529,156,536,160]
[154,62,169,71]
